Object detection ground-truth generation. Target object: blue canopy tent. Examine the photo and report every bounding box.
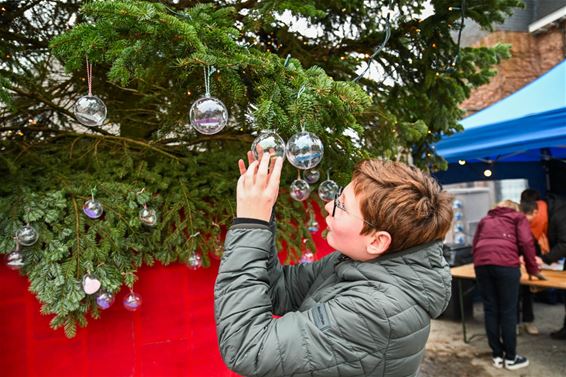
[434,59,566,194]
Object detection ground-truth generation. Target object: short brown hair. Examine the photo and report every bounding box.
[352,159,453,253]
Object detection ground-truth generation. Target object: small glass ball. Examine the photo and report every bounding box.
[189,96,228,135]
[139,207,158,227]
[286,131,324,170]
[82,274,102,295]
[123,292,142,311]
[187,253,203,270]
[453,221,465,233]
[308,220,319,233]
[454,232,466,245]
[452,199,463,209]
[96,291,115,310]
[318,180,339,202]
[454,210,464,221]
[251,131,286,161]
[290,179,310,202]
[73,95,107,127]
[300,250,315,264]
[83,199,104,219]
[6,250,24,270]
[304,169,320,184]
[16,225,39,246]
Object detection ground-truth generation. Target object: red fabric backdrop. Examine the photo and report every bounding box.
[1,202,333,377]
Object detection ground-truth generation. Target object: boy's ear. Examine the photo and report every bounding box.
[367,231,392,256]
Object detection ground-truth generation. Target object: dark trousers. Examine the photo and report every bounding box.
[475,265,521,360]
[517,285,534,323]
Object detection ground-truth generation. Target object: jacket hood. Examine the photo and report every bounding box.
[336,241,452,318]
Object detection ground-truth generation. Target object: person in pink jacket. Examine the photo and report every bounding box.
[472,200,544,370]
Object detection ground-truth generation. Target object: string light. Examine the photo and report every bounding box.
[458,160,466,165]
[352,0,392,83]
[483,168,492,177]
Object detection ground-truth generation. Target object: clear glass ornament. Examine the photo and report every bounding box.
[308,219,319,233]
[6,250,24,270]
[73,95,107,127]
[123,292,142,311]
[96,291,115,310]
[318,180,339,202]
[304,169,320,184]
[286,131,324,170]
[452,199,463,209]
[189,96,228,135]
[16,225,38,246]
[290,179,310,201]
[187,253,203,270]
[454,210,464,221]
[453,221,465,233]
[83,199,104,219]
[82,274,101,295]
[454,232,466,245]
[139,207,158,227]
[300,250,315,264]
[251,131,286,161]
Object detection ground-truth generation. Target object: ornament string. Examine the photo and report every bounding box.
[204,66,217,97]
[86,56,93,96]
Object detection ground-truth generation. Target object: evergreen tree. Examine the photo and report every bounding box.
[0,0,521,337]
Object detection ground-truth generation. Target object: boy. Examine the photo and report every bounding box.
[215,152,453,377]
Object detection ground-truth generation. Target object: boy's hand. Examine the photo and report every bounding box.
[236,150,283,222]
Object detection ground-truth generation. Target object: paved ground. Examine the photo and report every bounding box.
[421,301,566,376]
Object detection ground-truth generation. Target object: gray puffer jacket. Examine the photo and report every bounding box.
[215,222,452,377]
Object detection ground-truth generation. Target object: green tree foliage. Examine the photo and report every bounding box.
[0,0,521,336]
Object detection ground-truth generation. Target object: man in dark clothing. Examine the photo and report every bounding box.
[540,193,566,339]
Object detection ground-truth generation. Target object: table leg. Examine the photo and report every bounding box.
[458,279,469,343]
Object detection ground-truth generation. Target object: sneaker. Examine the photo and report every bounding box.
[524,323,539,335]
[492,356,504,368]
[505,355,529,370]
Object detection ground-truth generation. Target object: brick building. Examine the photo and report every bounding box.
[460,0,566,115]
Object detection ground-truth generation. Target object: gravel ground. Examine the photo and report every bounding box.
[421,301,566,377]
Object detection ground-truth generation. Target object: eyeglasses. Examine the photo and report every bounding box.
[332,187,377,227]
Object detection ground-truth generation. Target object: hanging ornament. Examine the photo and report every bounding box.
[304,169,320,184]
[452,199,463,209]
[453,221,465,233]
[299,238,315,264]
[16,224,38,246]
[251,130,286,161]
[123,291,142,311]
[454,210,464,221]
[290,172,311,201]
[187,253,203,270]
[139,205,158,227]
[6,250,24,270]
[286,131,324,170]
[300,250,315,264]
[82,274,102,295]
[308,215,319,233]
[454,232,466,245]
[83,188,104,219]
[318,171,339,202]
[96,291,116,310]
[73,57,107,127]
[189,66,228,135]
[6,240,24,270]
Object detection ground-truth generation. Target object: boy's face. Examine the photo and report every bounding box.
[525,209,538,223]
[324,182,389,260]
